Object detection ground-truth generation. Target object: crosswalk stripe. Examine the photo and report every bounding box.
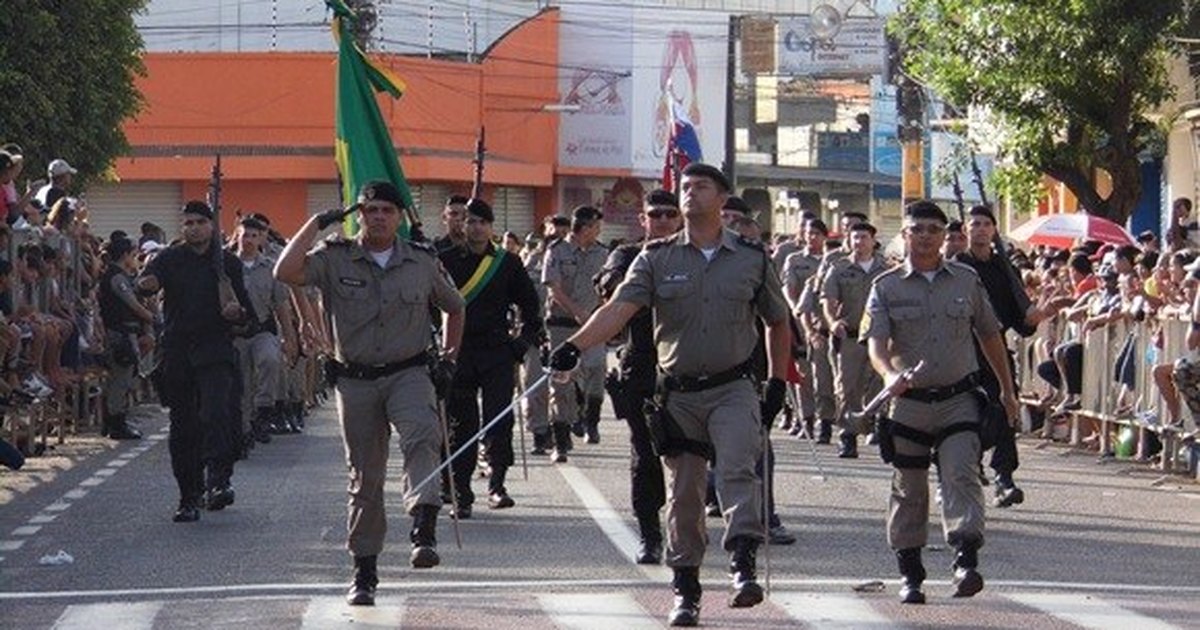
[1006,593,1180,630]
[52,602,161,630]
[537,592,660,630]
[299,595,406,629]
[773,592,896,629]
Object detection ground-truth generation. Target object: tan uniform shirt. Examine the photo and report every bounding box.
[541,237,608,320]
[798,249,849,318]
[860,259,1001,388]
[771,239,801,274]
[303,237,464,365]
[782,250,821,306]
[613,228,789,377]
[241,254,288,326]
[822,253,891,333]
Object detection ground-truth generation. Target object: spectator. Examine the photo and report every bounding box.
[34,159,77,210]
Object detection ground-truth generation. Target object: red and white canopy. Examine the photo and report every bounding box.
[1007,213,1134,249]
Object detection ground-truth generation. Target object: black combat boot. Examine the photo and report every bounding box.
[993,473,1025,508]
[951,543,984,597]
[817,419,833,444]
[635,512,663,565]
[896,547,927,604]
[409,504,441,569]
[530,429,550,455]
[346,555,378,605]
[668,566,702,627]
[103,413,142,440]
[252,407,273,444]
[584,396,603,444]
[172,496,201,523]
[550,424,571,463]
[727,537,764,608]
[291,400,306,430]
[837,430,859,458]
[204,463,235,511]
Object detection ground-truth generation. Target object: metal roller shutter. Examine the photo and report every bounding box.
[493,187,535,240]
[306,182,343,217]
[413,183,451,235]
[83,182,182,243]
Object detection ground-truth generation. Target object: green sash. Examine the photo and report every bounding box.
[458,249,506,305]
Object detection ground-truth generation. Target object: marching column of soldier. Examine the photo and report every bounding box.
[137,164,1027,625]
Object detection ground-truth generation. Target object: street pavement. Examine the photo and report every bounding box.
[0,397,1197,629]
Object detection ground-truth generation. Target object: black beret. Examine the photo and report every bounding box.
[572,205,603,223]
[358,180,405,208]
[968,204,997,224]
[181,200,214,220]
[644,189,678,208]
[239,216,268,232]
[848,222,877,237]
[547,215,571,227]
[446,194,470,206]
[681,162,731,192]
[806,218,829,235]
[106,237,135,261]
[722,196,753,216]
[904,200,949,224]
[466,198,494,223]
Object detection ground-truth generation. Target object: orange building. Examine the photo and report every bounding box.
[87,9,563,241]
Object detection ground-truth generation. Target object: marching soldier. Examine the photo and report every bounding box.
[439,199,541,517]
[274,181,465,606]
[862,201,1018,605]
[137,201,256,522]
[821,221,888,458]
[233,216,298,446]
[596,188,683,565]
[520,215,568,454]
[550,163,791,626]
[98,237,153,441]
[542,205,607,461]
[781,218,832,438]
[433,195,468,254]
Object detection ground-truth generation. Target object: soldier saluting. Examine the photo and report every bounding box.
[549,163,791,627]
[274,181,465,607]
[861,201,1018,604]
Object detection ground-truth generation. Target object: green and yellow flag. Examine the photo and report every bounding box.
[328,0,413,236]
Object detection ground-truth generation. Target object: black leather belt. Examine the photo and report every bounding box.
[899,375,978,403]
[546,316,579,328]
[332,353,427,381]
[659,359,754,393]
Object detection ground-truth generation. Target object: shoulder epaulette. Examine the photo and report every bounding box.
[736,235,766,252]
[644,233,680,250]
[873,265,905,285]
[321,234,352,248]
[407,238,437,256]
[946,259,980,276]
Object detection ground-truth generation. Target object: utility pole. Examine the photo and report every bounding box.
[890,33,925,204]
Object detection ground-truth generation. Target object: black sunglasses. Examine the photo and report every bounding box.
[646,209,680,219]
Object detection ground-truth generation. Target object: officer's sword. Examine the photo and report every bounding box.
[761,429,772,598]
[846,361,925,434]
[414,372,551,497]
[791,382,828,481]
[436,399,464,550]
[516,396,529,481]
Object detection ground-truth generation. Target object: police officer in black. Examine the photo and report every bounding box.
[439,199,542,516]
[138,201,256,523]
[98,237,154,440]
[597,188,683,565]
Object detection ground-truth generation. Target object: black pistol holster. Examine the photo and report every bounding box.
[643,393,713,460]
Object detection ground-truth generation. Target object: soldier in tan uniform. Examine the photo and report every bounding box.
[549,163,791,627]
[781,218,831,438]
[275,180,465,607]
[821,221,889,458]
[861,201,1018,605]
[541,205,607,461]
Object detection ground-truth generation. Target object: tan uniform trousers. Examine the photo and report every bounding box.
[663,379,764,568]
[336,366,442,557]
[520,344,549,434]
[888,392,986,551]
[235,332,282,429]
[797,337,837,421]
[548,324,604,426]
[832,336,882,423]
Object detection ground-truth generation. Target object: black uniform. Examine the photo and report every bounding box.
[955,249,1029,497]
[439,242,541,509]
[597,241,665,555]
[143,243,255,511]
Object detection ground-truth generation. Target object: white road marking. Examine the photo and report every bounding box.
[538,592,659,630]
[1007,592,1181,630]
[117,452,138,460]
[78,476,106,488]
[43,502,71,512]
[557,464,671,582]
[106,458,129,467]
[0,540,25,551]
[299,596,405,629]
[29,514,57,524]
[11,525,41,536]
[774,592,895,629]
[93,468,117,477]
[146,434,166,441]
[51,601,161,630]
[63,489,88,500]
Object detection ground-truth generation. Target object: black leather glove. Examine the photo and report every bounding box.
[508,337,531,363]
[548,341,581,372]
[760,377,786,428]
[316,204,357,230]
[430,357,456,400]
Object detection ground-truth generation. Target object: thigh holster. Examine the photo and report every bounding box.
[885,418,937,470]
[642,394,712,460]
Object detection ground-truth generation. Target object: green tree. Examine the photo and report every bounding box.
[894,0,1195,224]
[0,0,146,190]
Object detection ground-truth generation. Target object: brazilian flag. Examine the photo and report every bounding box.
[328,0,413,236]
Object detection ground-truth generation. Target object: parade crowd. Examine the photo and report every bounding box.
[2,150,1197,627]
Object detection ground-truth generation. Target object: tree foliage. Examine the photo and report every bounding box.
[894,0,1195,223]
[0,0,146,190]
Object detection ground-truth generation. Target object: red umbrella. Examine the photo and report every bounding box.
[1008,213,1134,249]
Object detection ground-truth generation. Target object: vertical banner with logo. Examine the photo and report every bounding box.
[558,4,635,170]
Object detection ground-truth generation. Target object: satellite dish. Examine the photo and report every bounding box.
[810,3,843,41]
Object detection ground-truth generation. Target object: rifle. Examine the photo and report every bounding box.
[471,126,486,200]
[207,155,237,307]
[951,172,966,223]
